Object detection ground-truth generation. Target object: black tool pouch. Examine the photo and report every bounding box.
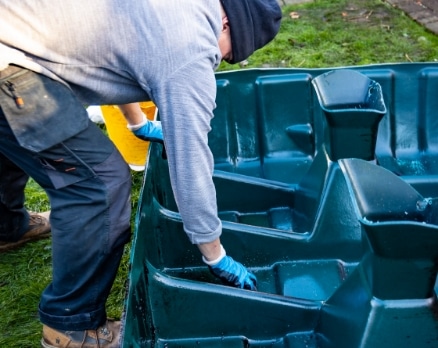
[0,66,89,152]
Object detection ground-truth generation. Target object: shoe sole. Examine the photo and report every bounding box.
[0,231,51,252]
[41,338,56,348]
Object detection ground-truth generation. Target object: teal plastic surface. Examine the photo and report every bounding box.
[122,63,438,347]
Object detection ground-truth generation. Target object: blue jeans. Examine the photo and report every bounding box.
[0,67,132,331]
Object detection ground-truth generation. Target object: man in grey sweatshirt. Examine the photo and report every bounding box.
[0,0,281,346]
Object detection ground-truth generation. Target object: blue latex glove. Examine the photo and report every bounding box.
[128,116,166,158]
[208,255,257,291]
[131,120,163,144]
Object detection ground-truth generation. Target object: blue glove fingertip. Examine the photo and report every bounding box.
[132,120,163,143]
[208,254,258,291]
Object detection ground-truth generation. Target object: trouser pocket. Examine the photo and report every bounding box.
[0,67,89,152]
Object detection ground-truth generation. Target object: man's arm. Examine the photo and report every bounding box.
[118,103,145,126]
[119,103,163,144]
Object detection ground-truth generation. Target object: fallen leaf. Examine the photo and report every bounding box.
[289,11,300,19]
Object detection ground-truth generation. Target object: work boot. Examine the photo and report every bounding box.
[41,320,121,348]
[0,211,51,252]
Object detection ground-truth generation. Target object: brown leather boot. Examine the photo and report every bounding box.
[41,319,121,348]
[0,211,51,252]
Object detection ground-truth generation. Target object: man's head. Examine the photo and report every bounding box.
[219,0,282,64]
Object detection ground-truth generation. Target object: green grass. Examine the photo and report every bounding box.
[1,0,438,346]
[220,0,438,70]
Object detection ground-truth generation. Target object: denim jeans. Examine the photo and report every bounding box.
[0,67,132,331]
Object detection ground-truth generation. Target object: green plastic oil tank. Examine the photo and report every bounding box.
[122,63,438,348]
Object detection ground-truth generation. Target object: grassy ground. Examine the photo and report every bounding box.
[1,0,438,346]
[224,0,438,70]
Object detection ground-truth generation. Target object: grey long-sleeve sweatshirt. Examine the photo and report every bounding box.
[0,0,223,244]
